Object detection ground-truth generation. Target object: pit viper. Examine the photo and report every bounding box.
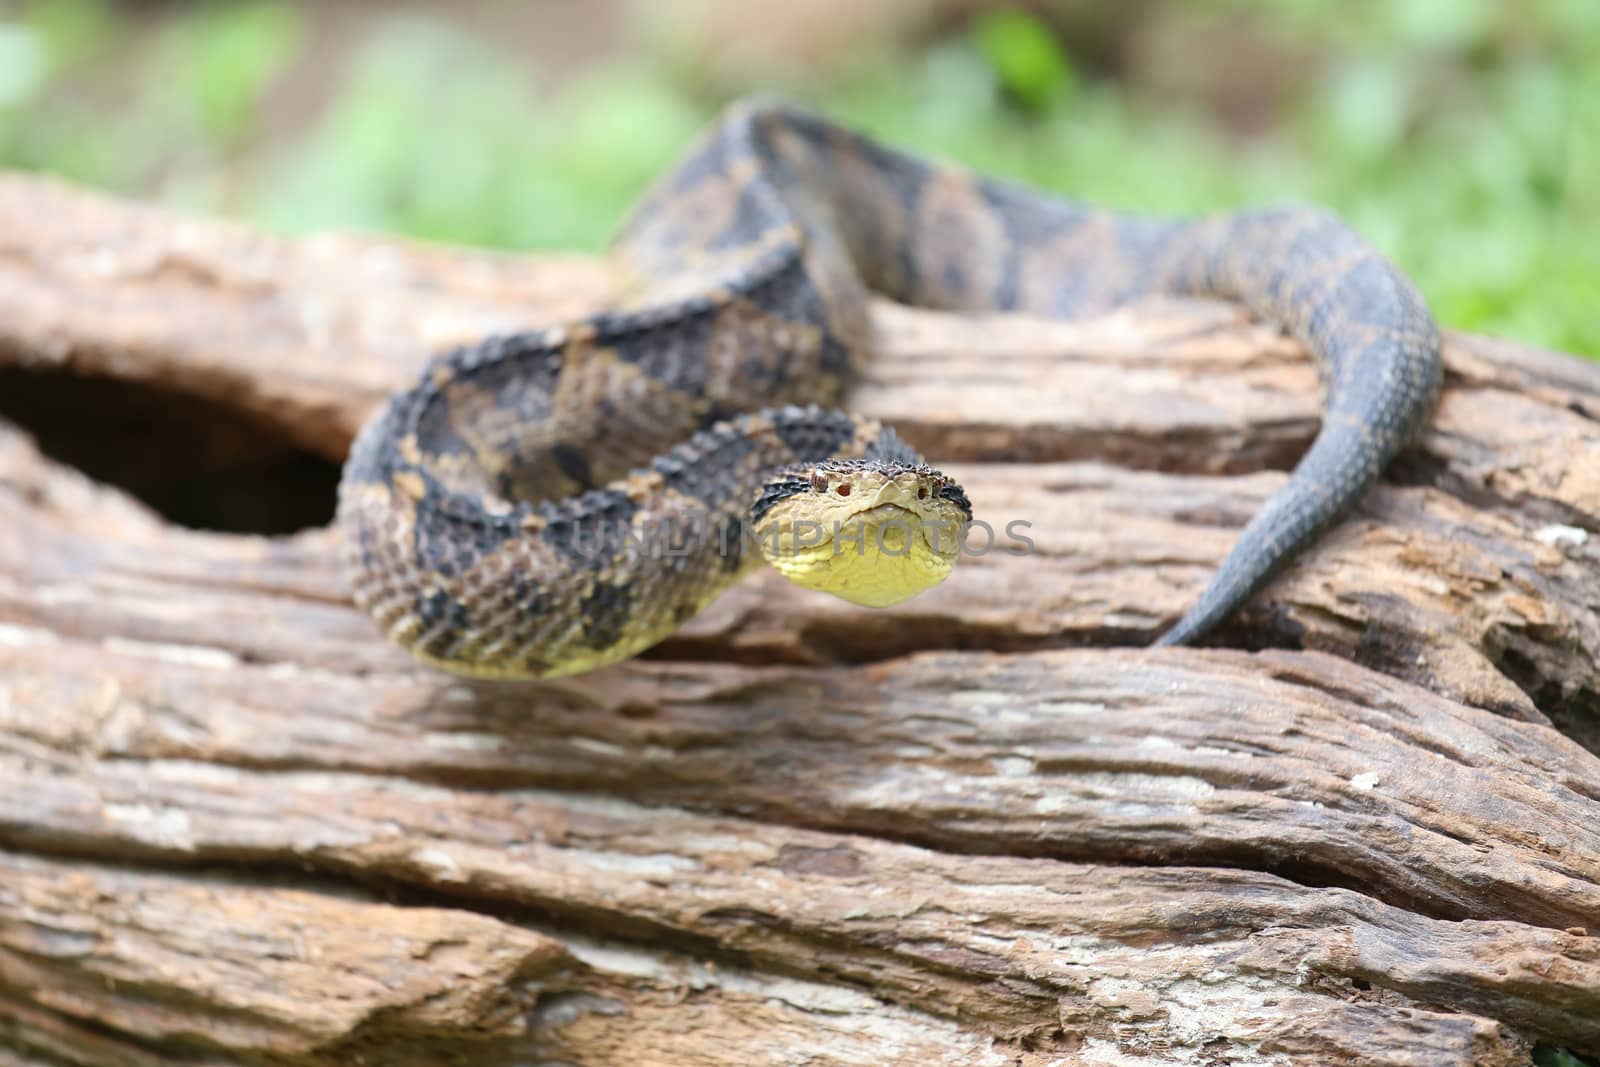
[337,97,1443,678]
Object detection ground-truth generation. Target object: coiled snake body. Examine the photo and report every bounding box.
[337,98,1443,678]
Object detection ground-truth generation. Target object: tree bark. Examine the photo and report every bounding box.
[1,172,1597,1066]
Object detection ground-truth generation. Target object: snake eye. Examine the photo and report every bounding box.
[836,483,852,497]
[810,470,828,492]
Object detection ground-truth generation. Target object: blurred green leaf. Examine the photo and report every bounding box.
[1386,0,1493,50]
[0,22,49,106]
[972,8,1075,114]
[166,2,301,145]
[1315,57,1412,163]
[17,0,110,63]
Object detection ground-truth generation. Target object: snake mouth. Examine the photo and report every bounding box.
[854,500,916,522]
[839,501,967,559]
[843,501,959,552]
[754,491,968,608]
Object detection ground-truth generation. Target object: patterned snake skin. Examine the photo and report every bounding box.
[337,97,1444,678]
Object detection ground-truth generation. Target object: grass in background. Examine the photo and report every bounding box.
[0,0,1594,358]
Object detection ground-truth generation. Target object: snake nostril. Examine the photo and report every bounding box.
[918,486,928,499]
[836,483,852,497]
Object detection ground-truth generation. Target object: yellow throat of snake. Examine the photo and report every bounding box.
[750,460,972,608]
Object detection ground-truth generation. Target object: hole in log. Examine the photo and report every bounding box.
[1490,641,1600,753]
[0,366,339,534]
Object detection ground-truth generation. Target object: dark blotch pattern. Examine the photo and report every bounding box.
[750,474,813,526]
[415,588,473,658]
[550,442,594,490]
[579,580,633,651]
[605,304,717,397]
[771,406,858,461]
[411,482,520,580]
[541,488,639,570]
[937,482,973,517]
[508,575,548,626]
[653,427,763,508]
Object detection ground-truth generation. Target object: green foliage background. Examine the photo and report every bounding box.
[0,0,1594,359]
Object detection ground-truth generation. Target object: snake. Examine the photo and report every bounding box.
[336,97,1443,679]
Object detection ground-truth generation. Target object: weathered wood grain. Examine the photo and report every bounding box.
[0,173,1597,1065]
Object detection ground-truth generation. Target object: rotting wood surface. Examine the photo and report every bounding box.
[1,173,1598,1066]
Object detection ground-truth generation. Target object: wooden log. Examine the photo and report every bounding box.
[1,172,1597,1065]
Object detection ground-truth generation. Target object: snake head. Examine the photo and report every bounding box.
[750,459,972,607]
